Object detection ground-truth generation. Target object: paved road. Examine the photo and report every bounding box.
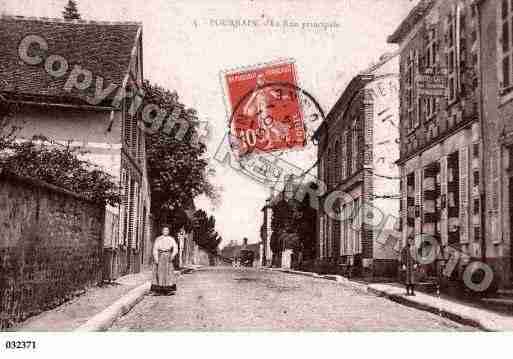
[111,267,474,331]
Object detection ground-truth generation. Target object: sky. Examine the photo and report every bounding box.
[1,0,416,247]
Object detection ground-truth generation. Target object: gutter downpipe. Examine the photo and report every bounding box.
[476,1,488,266]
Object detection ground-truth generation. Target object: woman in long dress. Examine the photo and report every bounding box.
[401,238,418,296]
[151,227,179,295]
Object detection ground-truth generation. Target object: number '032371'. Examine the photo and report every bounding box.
[5,340,37,350]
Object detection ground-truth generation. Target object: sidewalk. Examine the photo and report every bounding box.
[15,270,153,331]
[269,267,513,331]
[15,266,204,331]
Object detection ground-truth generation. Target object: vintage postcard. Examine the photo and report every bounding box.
[0,0,511,357]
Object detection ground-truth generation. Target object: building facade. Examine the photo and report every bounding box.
[314,53,401,278]
[388,0,483,283]
[478,0,513,289]
[0,16,151,279]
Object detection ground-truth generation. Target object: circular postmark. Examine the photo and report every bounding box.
[228,81,326,185]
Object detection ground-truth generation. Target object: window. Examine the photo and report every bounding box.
[123,98,131,146]
[335,140,340,184]
[319,157,325,186]
[421,97,438,122]
[327,217,332,258]
[425,28,438,70]
[474,226,481,242]
[327,148,332,189]
[319,215,325,259]
[132,184,140,249]
[447,9,459,102]
[341,134,346,180]
[500,0,513,90]
[123,172,132,246]
[404,49,416,130]
[342,204,347,255]
[352,120,358,174]
[473,142,480,158]
[473,170,480,186]
[473,198,480,215]
[354,198,361,254]
[346,129,352,177]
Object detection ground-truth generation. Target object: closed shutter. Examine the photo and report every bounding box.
[401,173,408,246]
[347,130,352,176]
[123,100,129,146]
[440,156,448,246]
[131,112,137,154]
[412,49,420,129]
[327,217,332,258]
[354,198,361,254]
[125,98,133,148]
[341,135,346,180]
[415,168,423,237]
[132,184,139,249]
[341,206,345,256]
[348,202,354,255]
[352,123,358,173]
[459,146,469,244]
[124,173,132,246]
[319,215,325,259]
[327,148,332,189]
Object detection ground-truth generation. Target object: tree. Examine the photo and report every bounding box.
[270,182,318,263]
[0,136,119,205]
[270,198,293,254]
[192,209,222,253]
[62,0,81,20]
[143,80,218,224]
[0,96,19,152]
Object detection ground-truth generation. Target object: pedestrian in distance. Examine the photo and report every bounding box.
[151,226,180,295]
[401,237,418,296]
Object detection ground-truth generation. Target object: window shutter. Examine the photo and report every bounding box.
[327,217,332,258]
[346,130,352,176]
[348,202,354,255]
[132,184,139,249]
[118,169,127,247]
[456,3,462,93]
[459,147,469,244]
[319,215,325,259]
[124,173,132,246]
[352,122,358,172]
[440,156,448,246]
[401,174,408,246]
[355,198,361,254]
[131,112,137,153]
[415,168,423,237]
[341,205,346,256]
[412,49,420,129]
[341,135,346,180]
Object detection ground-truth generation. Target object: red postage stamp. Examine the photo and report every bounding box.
[222,60,306,157]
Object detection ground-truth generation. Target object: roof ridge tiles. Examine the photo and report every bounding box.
[0,14,142,27]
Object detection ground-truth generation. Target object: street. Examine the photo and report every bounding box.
[111,267,474,331]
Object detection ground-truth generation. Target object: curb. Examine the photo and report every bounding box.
[75,281,151,332]
[75,266,199,332]
[269,267,512,331]
[366,286,485,330]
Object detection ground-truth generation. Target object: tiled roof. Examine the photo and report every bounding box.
[0,15,141,107]
[387,0,436,44]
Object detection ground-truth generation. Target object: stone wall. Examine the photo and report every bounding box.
[0,173,105,329]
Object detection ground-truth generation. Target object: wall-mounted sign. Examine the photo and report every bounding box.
[416,74,447,97]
